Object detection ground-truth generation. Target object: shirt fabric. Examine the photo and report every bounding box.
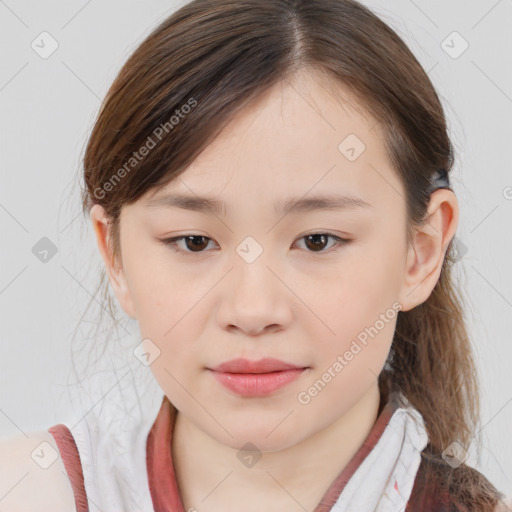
[48,387,429,512]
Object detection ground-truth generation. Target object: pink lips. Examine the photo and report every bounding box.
[207,358,308,397]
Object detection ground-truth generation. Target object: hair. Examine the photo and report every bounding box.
[78,0,507,508]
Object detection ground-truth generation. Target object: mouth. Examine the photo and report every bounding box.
[208,357,307,373]
[207,358,309,397]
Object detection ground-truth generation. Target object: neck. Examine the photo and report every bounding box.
[172,382,383,512]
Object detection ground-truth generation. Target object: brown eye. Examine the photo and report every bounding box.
[303,234,330,252]
[162,235,214,254]
[295,233,349,253]
[182,235,210,252]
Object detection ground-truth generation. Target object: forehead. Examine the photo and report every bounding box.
[142,69,404,215]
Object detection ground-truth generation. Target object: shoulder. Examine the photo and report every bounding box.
[0,429,77,511]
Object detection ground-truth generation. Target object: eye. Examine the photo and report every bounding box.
[294,233,349,253]
[162,235,216,254]
[161,232,351,256]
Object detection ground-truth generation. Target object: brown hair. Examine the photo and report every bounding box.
[79,0,506,508]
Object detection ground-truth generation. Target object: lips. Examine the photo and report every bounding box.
[207,358,309,397]
[209,357,306,374]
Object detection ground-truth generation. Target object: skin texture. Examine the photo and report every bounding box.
[90,68,459,511]
[0,431,76,511]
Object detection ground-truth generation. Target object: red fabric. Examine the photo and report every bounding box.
[146,396,186,511]
[48,424,89,512]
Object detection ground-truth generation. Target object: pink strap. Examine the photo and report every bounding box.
[48,424,89,512]
[146,395,186,511]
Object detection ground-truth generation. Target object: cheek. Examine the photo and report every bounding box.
[131,270,207,403]
[313,253,401,322]
[115,233,183,365]
[308,243,402,365]
[126,259,211,365]
[303,280,397,410]
[123,245,200,330]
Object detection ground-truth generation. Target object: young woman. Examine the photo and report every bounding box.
[1,0,510,510]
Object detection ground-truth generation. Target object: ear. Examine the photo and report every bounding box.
[89,204,137,319]
[398,189,459,312]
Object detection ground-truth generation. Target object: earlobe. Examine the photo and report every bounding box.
[398,189,459,312]
[89,204,137,319]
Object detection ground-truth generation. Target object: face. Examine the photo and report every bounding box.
[91,68,440,452]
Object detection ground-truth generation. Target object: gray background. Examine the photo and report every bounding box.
[0,0,511,500]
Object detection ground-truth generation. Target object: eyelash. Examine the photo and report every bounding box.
[161,233,351,257]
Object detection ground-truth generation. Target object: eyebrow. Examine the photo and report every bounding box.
[143,192,374,217]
